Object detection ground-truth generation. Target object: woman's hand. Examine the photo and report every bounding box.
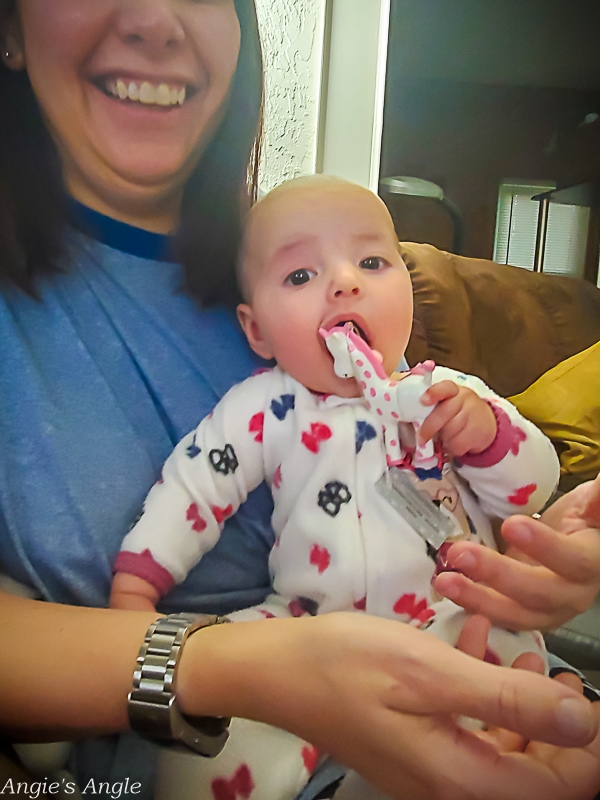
[455,616,600,800]
[3,591,597,800]
[180,612,599,800]
[433,473,600,630]
[483,680,600,800]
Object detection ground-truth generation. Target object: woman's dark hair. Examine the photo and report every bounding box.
[0,0,263,306]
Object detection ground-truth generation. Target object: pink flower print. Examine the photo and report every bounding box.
[248,412,264,443]
[393,593,435,625]
[211,764,254,800]
[508,483,537,505]
[309,544,331,573]
[509,425,527,455]
[211,504,233,524]
[301,422,333,453]
[186,503,207,533]
[302,745,320,774]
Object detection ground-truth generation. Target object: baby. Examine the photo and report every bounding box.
[111,175,559,799]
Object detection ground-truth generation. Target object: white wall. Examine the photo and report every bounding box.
[255,0,327,193]
[255,0,391,193]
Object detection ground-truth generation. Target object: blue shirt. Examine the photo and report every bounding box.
[0,208,275,613]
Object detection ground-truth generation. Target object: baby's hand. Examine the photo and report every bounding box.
[110,572,160,612]
[418,381,496,457]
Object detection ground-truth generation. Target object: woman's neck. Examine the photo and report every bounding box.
[68,199,177,263]
[66,181,183,235]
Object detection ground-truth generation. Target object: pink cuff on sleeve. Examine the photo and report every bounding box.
[113,549,176,596]
[458,402,525,469]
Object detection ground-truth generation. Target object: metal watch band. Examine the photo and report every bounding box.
[128,612,231,757]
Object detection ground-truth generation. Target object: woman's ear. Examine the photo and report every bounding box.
[237,304,274,360]
[2,7,26,71]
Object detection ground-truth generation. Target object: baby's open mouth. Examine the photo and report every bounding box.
[330,320,370,345]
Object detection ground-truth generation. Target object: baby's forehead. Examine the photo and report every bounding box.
[249,180,385,237]
[240,178,395,289]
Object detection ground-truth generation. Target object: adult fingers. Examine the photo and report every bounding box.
[518,703,600,800]
[433,569,557,630]
[455,613,490,660]
[581,472,600,526]
[437,531,600,625]
[482,651,546,754]
[383,634,598,747]
[552,670,586,695]
[501,515,600,586]
[438,540,562,606]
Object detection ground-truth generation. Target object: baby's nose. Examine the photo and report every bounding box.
[330,265,361,297]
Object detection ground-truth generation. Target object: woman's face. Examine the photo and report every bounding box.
[7,0,241,229]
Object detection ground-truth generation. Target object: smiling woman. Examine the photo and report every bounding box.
[0,2,599,800]
[5,0,241,228]
[0,0,262,302]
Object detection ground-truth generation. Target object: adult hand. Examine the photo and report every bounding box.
[483,677,600,800]
[179,613,599,800]
[454,616,600,800]
[433,473,600,630]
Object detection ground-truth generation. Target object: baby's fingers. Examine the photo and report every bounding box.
[420,380,459,406]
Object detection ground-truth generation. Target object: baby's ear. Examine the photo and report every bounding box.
[236,304,274,360]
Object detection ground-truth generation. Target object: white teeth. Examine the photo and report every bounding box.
[107,78,186,106]
[156,84,171,106]
[139,81,155,104]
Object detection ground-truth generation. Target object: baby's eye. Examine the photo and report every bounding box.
[359,256,387,270]
[285,268,316,285]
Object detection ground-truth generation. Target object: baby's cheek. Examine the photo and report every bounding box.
[278,340,324,382]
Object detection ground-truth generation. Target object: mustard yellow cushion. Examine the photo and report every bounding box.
[509,341,600,489]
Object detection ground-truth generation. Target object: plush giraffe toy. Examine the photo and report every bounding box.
[319,323,437,467]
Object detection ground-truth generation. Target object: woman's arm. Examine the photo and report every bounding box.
[433,473,600,630]
[2,591,598,800]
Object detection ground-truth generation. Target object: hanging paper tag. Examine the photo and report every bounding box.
[376,468,461,550]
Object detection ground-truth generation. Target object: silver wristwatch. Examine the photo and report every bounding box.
[128,612,231,757]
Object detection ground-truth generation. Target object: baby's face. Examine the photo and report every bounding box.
[237,179,413,397]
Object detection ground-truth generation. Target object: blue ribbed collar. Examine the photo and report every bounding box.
[69,199,177,262]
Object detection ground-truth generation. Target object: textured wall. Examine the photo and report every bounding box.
[255,0,326,193]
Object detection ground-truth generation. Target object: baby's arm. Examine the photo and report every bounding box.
[109,372,275,610]
[110,572,161,611]
[422,367,559,518]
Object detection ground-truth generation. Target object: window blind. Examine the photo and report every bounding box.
[493,181,589,278]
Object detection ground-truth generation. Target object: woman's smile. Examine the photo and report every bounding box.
[10,0,240,229]
[103,77,189,107]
